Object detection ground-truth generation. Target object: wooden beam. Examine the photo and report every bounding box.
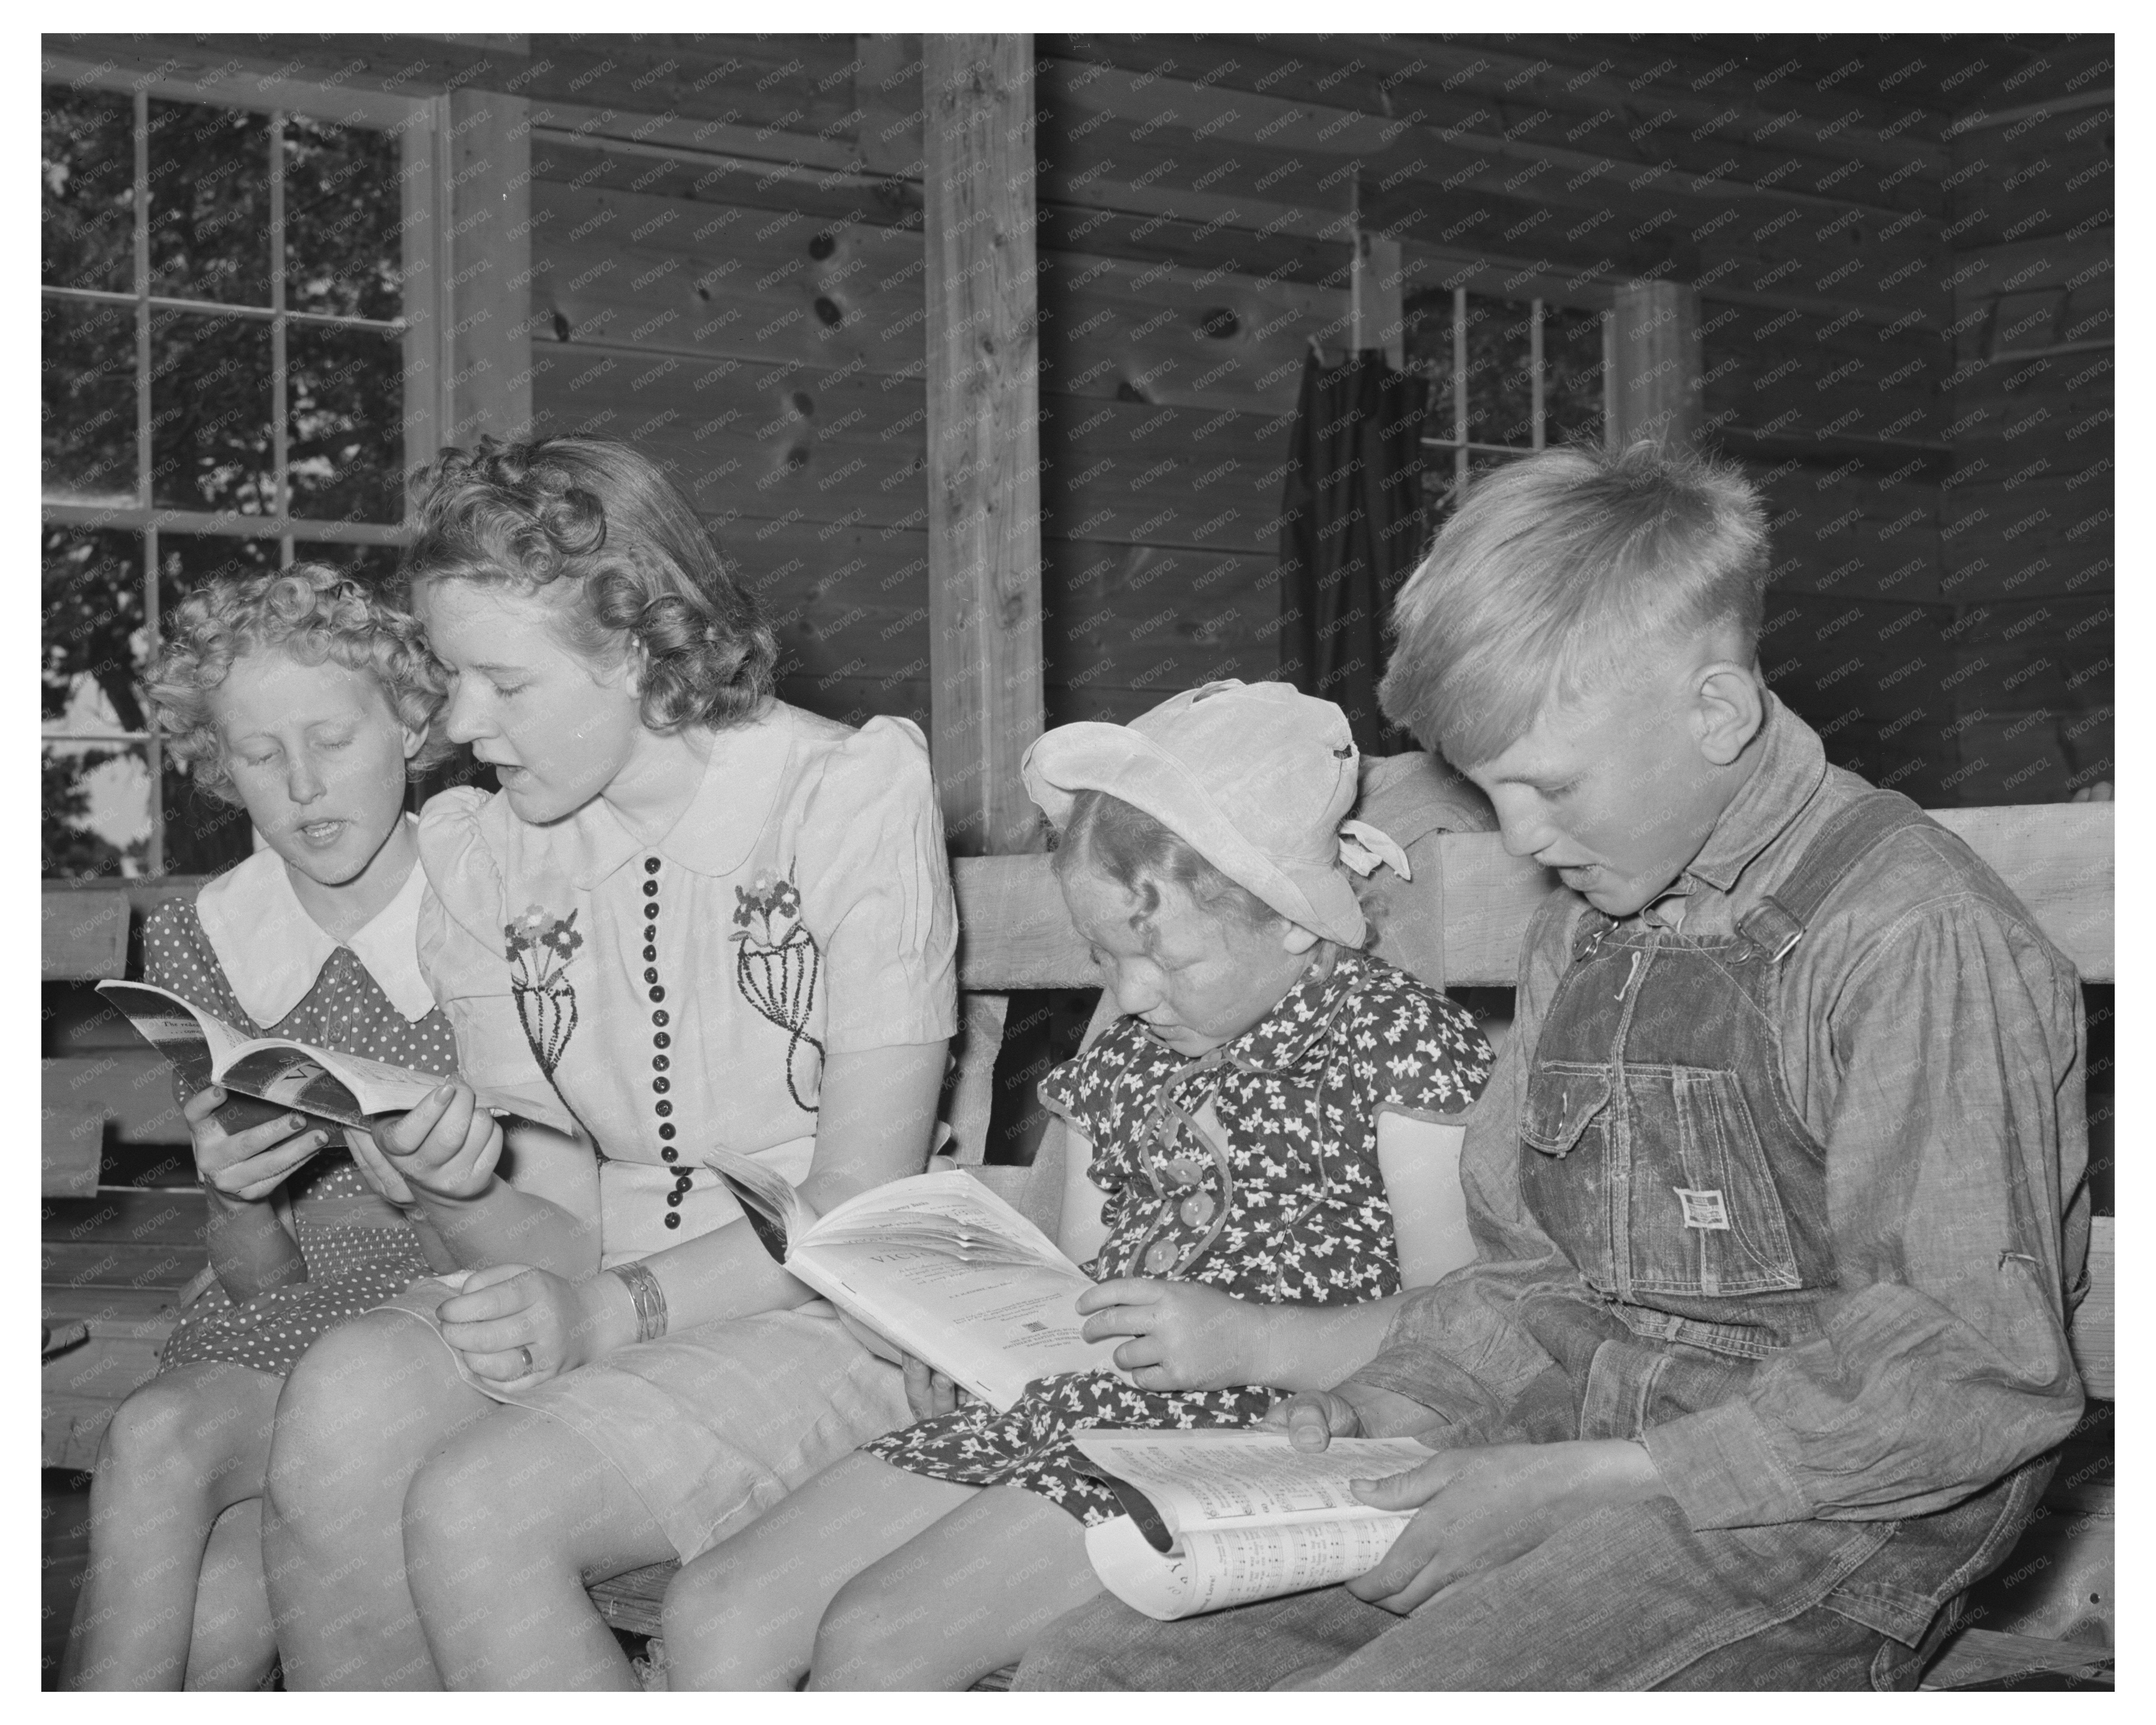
[922,35,1045,855]
[1351,224,1406,368]
[42,888,129,981]
[2073,1215,2114,1402]
[42,1106,103,1198]
[441,88,534,448]
[855,34,924,177]
[1921,1625,2114,1690]
[1606,279,1702,449]
[1045,36,1948,192]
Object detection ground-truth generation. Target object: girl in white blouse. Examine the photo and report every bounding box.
[261,438,957,1690]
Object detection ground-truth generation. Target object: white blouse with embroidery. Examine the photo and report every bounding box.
[416,704,959,1265]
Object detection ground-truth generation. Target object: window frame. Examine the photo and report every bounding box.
[1415,287,1610,513]
[41,51,450,875]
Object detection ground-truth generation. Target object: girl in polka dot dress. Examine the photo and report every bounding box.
[62,565,459,1691]
[661,680,1496,1691]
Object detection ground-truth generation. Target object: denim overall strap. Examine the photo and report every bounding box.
[1737,789,1940,963]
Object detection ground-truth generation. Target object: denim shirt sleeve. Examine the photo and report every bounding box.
[1347,893,1580,1423]
[1642,889,2088,1528]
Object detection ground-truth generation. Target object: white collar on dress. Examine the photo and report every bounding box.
[558,701,799,889]
[195,818,436,1025]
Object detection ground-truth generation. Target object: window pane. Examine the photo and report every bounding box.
[294,540,404,590]
[287,323,403,523]
[147,98,272,306]
[42,296,138,505]
[1462,293,1535,451]
[284,115,403,321]
[150,307,274,512]
[161,752,256,876]
[155,533,281,610]
[44,741,152,879]
[43,85,136,294]
[1543,304,1608,446]
[42,527,146,734]
[1401,287,1457,430]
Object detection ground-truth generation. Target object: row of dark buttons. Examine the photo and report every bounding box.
[645,857,691,1231]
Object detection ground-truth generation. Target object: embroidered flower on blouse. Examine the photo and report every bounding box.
[503,904,581,1079]
[731,867,823,1112]
[503,903,554,956]
[731,871,805,947]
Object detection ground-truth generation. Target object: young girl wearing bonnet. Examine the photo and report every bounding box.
[659,678,1495,1691]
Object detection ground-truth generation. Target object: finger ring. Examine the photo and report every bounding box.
[517,1344,534,1374]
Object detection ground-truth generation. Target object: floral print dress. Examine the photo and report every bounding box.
[864,950,1494,1524]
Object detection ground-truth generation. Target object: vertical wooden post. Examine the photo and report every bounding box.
[1351,228,1406,368]
[1604,279,1701,449]
[855,34,925,177]
[923,36,1044,855]
[440,88,533,451]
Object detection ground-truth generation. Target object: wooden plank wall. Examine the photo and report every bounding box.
[1693,51,2112,806]
[1927,91,2114,802]
[496,32,2089,744]
[67,32,2110,796]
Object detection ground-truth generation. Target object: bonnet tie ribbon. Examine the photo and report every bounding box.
[1336,819,1412,881]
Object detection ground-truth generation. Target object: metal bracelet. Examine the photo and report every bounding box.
[607,1259,669,1345]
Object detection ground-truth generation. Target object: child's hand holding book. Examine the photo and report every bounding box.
[186,1084,335,1205]
[1075,1278,1258,1392]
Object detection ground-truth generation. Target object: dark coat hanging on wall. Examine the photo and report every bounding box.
[1276,350,1432,756]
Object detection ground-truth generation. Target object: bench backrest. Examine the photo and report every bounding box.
[948,803,2114,990]
[41,804,2115,990]
[41,805,2114,1399]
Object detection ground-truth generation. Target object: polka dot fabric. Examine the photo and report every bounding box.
[144,895,458,1379]
[864,949,1494,1524]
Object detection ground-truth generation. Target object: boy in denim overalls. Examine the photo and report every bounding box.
[1018,442,2090,1691]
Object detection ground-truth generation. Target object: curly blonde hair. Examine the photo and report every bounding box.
[146,562,452,804]
[401,436,777,734]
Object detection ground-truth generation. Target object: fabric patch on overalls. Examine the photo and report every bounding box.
[1675,1187,1732,1230]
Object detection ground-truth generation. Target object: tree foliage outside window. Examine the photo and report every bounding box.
[42,80,410,877]
[1403,288,1607,536]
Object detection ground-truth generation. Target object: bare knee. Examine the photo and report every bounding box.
[403,1409,615,1607]
[98,1367,268,1504]
[812,1561,944,1690]
[662,1548,812,1689]
[266,1313,443,1533]
[402,1416,520,1581]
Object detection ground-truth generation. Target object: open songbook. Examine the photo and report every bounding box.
[97,979,451,1133]
[1072,1427,1438,1619]
[709,1150,1123,1411]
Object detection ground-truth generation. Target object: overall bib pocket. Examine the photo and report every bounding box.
[1627,1063,1803,1297]
[1520,1061,1616,1287]
[1523,1060,1807,1300]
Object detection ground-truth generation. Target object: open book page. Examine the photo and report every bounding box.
[1085,1501,1413,1620]
[1070,1428,1436,1543]
[780,1170,1123,1412]
[212,1045,438,1125]
[98,980,449,1129]
[705,1145,820,1263]
[95,980,245,1091]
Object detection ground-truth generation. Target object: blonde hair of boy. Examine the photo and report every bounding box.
[1378,440,1769,770]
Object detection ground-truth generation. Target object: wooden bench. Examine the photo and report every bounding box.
[43,803,2114,1687]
